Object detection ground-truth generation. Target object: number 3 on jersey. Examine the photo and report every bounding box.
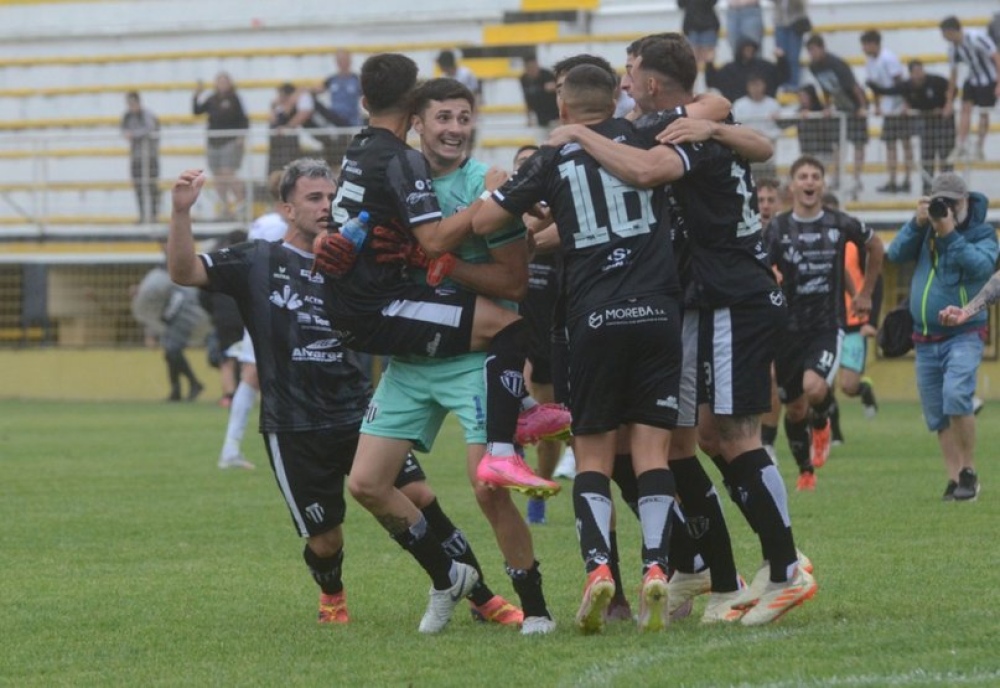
[558,161,655,249]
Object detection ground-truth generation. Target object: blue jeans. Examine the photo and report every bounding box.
[914,331,983,431]
[726,5,764,54]
[774,25,803,91]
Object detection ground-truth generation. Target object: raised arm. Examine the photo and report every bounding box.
[167,170,210,287]
[412,167,510,255]
[656,117,774,162]
[547,125,684,188]
[448,239,530,302]
[940,270,1000,325]
[852,234,885,318]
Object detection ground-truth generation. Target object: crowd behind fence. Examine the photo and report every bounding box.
[0,108,991,348]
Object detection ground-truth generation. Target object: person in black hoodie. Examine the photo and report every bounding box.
[705,39,790,103]
[868,60,955,194]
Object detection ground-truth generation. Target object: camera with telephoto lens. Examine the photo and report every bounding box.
[928,196,956,220]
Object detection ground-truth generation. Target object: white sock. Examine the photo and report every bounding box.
[486,442,516,457]
[221,381,257,458]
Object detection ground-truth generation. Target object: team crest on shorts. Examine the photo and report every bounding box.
[304,503,326,524]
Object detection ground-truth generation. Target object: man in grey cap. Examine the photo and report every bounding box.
[887,171,998,501]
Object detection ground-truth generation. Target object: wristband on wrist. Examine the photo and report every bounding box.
[479,190,493,202]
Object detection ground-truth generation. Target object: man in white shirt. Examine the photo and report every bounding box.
[733,73,782,179]
[861,30,913,193]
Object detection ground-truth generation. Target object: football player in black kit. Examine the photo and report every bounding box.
[311,53,574,633]
[547,34,817,625]
[166,159,518,631]
[313,52,565,501]
[475,64,682,634]
[764,155,884,490]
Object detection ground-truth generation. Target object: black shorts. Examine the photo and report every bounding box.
[567,295,682,434]
[676,308,703,429]
[845,114,869,145]
[263,429,425,537]
[522,262,559,384]
[700,290,787,416]
[550,292,570,405]
[339,285,476,358]
[962,80,998,108]
[880,115,912,142]
[774,328,843,402]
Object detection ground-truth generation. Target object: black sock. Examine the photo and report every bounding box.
[728,448,798,583]
[761,423,778,446]
[390,515,454,590]
[421,499,493,606]
[710,453,755,533]
[611,453,640,518]
[671,456,739,592]
[811,390,835,430]
[636,468,675,573]
[608,530,626,597]
[485,320,528,445]
[860,380,876,407]
[784,416,813,474]
[303,545,344,595]
[667,505,699,575]
[573,471,613,571]
[507,561,550,619]
[829,398,843,442]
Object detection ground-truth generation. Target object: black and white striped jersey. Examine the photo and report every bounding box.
[949,30,998,87]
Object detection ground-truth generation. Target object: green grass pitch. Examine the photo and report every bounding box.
[1,399,998,686]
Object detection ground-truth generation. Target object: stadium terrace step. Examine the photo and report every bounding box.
[503,10,582,24]
[521,0,599,11]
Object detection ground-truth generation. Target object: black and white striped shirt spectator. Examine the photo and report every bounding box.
[948,28,998,86]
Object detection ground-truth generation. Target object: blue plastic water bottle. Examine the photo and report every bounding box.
[339,211,370,252]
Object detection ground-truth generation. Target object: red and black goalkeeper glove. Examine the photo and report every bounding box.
[426,254,456,286]
[370,222,431,268]
[311,232,358,278]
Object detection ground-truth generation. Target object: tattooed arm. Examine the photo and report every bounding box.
[939,270,1000,326]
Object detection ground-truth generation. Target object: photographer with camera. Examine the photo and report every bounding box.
[886,172,998,501]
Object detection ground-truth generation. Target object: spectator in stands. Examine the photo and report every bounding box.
[131,257,209,402]
[939,16,1000,162]
[733,73,781,179]
[772,0,811,92]
[193,71,249,220]
[313,49,363,170]
[322,49,363,127]
[807,34,869,198]
[793,84,838,180]
[436,50,480,100]
[267,83,315,175]
[861,29,912,194]
[704,38,790,103]
[725,0,764,56]
[519,56,559,129]
[887,172,997,502]
[869,60,954,196]
[120,91,160,224]
[678,0,720,72]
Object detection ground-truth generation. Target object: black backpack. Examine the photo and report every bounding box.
[877,300,915,357]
